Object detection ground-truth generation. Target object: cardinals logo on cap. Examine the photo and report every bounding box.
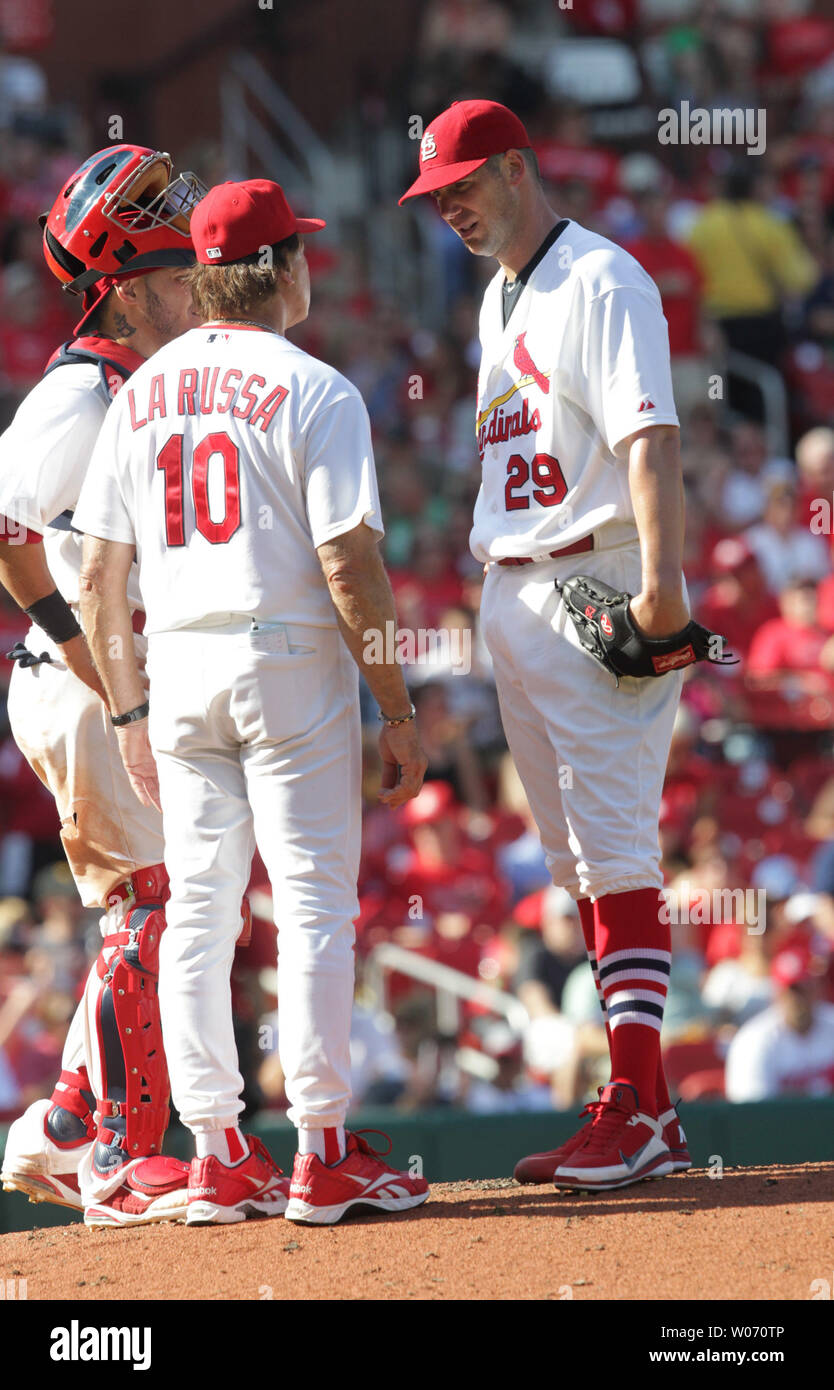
[420,130,438,162]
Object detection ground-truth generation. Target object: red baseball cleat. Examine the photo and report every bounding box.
[513,1099,604,1184]
[553,1082,672,1191]
[659,1105,691,1173]
[186,1135,289,1225]
[84,1154,191,1228]
[285,1130,429,1225]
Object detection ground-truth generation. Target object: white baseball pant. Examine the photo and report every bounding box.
[480,540,684,900]
[146,618,361,1137]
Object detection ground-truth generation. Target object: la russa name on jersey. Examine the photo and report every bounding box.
[125,366,288,434]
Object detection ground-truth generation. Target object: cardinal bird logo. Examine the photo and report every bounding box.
[513,333,549,394]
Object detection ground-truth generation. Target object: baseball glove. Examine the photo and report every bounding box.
[557,573,737,685]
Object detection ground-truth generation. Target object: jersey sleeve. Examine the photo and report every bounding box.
[574,284,680,457]
[0,366,105,530]
[302,389,384,549]
[73,395,136,546]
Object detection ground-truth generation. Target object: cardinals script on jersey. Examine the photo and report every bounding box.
[470,221,678,563]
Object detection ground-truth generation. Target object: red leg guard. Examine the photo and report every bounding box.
[93,864,172,1161]
[46,1067,97,1147]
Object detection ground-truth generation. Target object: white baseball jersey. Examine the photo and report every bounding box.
[725,1001,834,1101]
[0,364,142,609]
[74,325,384,634]
[470,220,679,563]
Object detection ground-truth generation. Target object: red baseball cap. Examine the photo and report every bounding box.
[191,179,325,264]
[399,100,531,204]
[771,943,820,989]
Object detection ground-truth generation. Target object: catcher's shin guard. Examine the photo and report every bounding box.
[92,863,171,1170]
[46,1067,97,1147]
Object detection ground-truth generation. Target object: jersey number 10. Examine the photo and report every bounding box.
[156,432,241,546]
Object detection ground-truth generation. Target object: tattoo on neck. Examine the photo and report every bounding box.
[114,311,136,338]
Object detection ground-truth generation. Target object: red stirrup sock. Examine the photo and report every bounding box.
[655,1054,673,1116]
[594,888,670,1112]
[298,1126,346,1164]
[578,896,612,1053]
[195,1126,248,1165]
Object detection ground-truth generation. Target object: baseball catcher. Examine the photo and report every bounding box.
[0,145,212,1227]
[557,574,738,684]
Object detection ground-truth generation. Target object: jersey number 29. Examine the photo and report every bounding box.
[504,452,567,511]
[156,432,241,546]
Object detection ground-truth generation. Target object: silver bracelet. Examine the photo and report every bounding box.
[378,702,416,727]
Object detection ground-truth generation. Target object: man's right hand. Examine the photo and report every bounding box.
[58,632,107,702]
[378,721,428,808]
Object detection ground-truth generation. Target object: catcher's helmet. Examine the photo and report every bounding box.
[42,144,205,295]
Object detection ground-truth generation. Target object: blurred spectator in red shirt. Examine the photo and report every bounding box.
[625,187,705,412]
[534,106,621,215]
[393,780,509,932]
[747,577,834,679]
[818,570,834,632]
[626,187,708,428]
[698,538,779,663]
[389,528,464,630]
[745,477,830,594]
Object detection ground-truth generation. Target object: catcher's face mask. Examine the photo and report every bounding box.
[42,144,206,295]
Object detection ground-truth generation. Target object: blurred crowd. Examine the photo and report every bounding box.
[3,1,834,1125]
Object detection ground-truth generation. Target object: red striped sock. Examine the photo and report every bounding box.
[578,897,612,1053]
[594,888,670,1112]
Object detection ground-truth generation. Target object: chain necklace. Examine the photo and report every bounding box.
[203,319,281,334]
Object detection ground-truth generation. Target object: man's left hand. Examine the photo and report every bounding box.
[115,722,161,812]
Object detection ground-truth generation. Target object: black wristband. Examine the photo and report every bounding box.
[110,702,150,727]
[24,589,81,644]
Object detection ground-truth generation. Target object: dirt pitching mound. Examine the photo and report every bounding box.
[1,1163,832,1301]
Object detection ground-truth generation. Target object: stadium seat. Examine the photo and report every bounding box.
[663,1037,726,1093]
[678,1068,726,1102]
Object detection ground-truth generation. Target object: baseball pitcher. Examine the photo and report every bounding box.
[401,101,730,1191]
